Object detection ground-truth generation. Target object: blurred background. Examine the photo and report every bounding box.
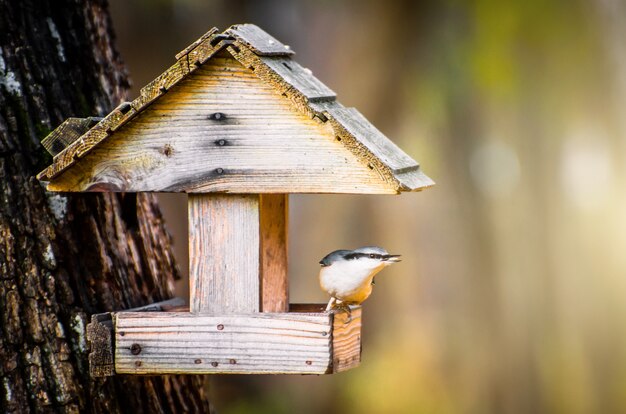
[108,1,626,413]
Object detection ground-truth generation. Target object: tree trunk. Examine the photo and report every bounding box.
[0,0,212,412]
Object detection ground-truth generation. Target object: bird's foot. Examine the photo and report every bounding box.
[333,302,352,323]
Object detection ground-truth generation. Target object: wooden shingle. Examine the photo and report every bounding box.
[260,56,335,102]
[41,117,101,156]
[226,24,294,56]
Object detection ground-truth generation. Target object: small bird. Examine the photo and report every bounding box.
[319,246,401,312]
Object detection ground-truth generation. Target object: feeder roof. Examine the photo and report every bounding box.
[37,24,434,194]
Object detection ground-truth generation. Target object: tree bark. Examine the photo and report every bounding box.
[0,0,212,412]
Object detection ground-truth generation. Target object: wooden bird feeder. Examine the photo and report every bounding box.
[37,24,433,376]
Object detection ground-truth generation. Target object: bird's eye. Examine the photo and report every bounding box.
[369,254,375,258]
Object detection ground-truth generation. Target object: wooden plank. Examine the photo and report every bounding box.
[175,27,218,60]
[186,36,223,67]
[309,99,338,115]
[319,105,435,192]
[132,58,190,112]
[37,53,201,181]
[260,194,288,312]
[326,106,419,172]
[227,44,315,118]
[114,311,334,374]
[395,168,435,192]
[260,57,336,102]
[188,194,260,314]
[43,55,393,194]
[179,30,232,69]
[331,307,362,373]
[226,24,294,56]
[38,102,136,181]
[41,117,100,156]
[113,307,362,375]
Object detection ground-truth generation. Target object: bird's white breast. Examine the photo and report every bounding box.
[319,260,384,303]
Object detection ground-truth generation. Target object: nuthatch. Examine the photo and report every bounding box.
[319,246,401,311]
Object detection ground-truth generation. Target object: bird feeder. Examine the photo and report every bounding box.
[37,24,433,376]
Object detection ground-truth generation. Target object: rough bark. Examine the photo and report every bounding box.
[0,0,212,412]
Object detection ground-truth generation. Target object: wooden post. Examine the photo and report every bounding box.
[260,194,289,312]
[188,193,289,314]
[189,194,260,313]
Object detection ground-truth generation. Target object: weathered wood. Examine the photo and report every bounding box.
[260,194,289,312]
[38,25,433,195]
[332,307,362,372]
[226,23,294,56]
[175,27,219,60]
[325,105,435,191]
[41,117,101,155]
[189,194,260,313]
[86,298,186,377]
[38,25,433,194]
[44,55,393,194]
[185,33,229,68]
[87,313,115,377]
[44,101,136,181]
[114,307,362,375]
[227,44,318,118]
[328,106,418,171]
[395,168,437,192]
[260,56,336,102]
[132,58,190,111]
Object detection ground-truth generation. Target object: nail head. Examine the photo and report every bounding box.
[130,343,142,355]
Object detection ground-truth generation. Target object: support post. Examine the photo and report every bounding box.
[188,193,289,314]
[259,194,289,312]
[189,194,260,313]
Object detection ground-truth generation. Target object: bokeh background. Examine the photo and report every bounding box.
[108,1,626,413]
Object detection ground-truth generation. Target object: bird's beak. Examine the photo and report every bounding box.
[385,254,402,263]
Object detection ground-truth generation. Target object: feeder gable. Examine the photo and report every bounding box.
[37,24,433,194]
[45,54,394,193]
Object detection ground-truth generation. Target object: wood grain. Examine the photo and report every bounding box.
[41,117,100,155]
[226,24,294,56]
[328,106,418,171]
[114,307,362,375]
[260,194,288,312]
[260,56,336,102]
[38,26,432,194]
[41,101,136,181]
[188,194,260,313]
[45,55,393,194]
[86,313,114,377]
[132,58,190,112]
[227,44,318,119]
[332,307,362,372]
[324,104,435,192]
[175,27,218,60]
